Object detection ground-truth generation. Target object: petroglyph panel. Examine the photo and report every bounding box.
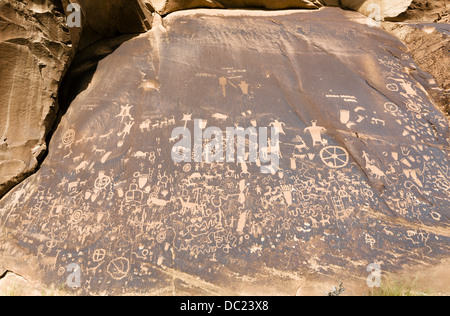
[0,8,449,294]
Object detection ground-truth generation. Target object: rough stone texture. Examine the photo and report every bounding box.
[0,0,71,198]
[383,22,450,116]
[340,0,413,19]
[145,0,414,18]
[146,0,324,15]
[59,0,415,47]
[386,0,449,23]
[0,8,449,295]
[382,0,450,117]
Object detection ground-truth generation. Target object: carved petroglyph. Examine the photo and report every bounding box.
[0,11,449,294]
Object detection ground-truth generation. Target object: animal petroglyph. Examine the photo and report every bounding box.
[0,9,449,295]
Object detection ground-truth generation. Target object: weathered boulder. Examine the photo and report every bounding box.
[145,0,414,18]
[146,0,324,15]
[0,8,449,295]
[340,0,413,19]
[0,0,71,197]
[386,0,449,23]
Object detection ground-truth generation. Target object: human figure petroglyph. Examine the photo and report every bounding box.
[116,104,134,122]
[304,121,327,147]
[269,120,286,135]
[319,214,331,227]
[118,121,135,139]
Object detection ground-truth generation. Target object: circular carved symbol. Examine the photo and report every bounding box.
[95,174,111,190]
[406,101,421,113]
[386,83,399,92]
[156,230,167,244]
[384,102,398,113]
[62,129,76,146]
[92,249,106,262]
[57,267,65,276]
[320,146,349,169]
[71,210,83,223]
[107,257,130,280]
[183,164,192,173]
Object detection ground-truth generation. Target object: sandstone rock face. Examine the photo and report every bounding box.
[146,0,324,15]
[0,0,71,197]
[0,8,449,295]
[387,0,449,23]
[59,0,415,46]
[146,0,414,18]
[383,22,450,116]
[382,0,450,117]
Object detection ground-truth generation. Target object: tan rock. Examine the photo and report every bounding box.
[1,8,449,295]
[383,21,450,116]
[144,0,414,17]
[0,0,71,197]
[341,0,413,19]
[386,0,449,23]
[145,0,324,15]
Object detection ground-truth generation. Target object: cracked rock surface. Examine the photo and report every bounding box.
[0,0,71,198]
[383,0,450,116]
[0,7,448,295]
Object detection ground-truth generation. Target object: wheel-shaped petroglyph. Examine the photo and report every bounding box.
[92,249,106,263]
[320,146,349,169]
[107,257,130,280]
[156,230,167,244]
[386,83,399,92]
[95,173,111,190]
[62,129,76,146]
[405,100,422,113]
[384,102,398,113]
